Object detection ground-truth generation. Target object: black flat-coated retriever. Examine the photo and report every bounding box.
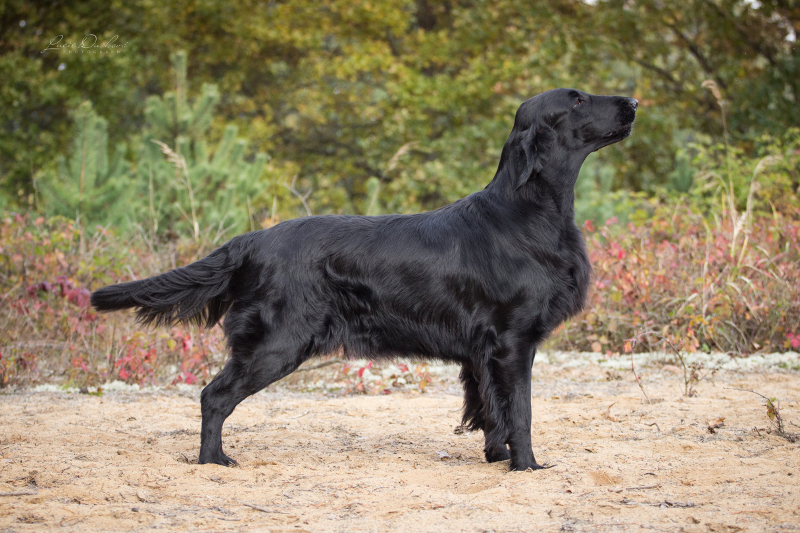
[92,88,637,471]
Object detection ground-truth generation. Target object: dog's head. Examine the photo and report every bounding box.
[497,88,637,190]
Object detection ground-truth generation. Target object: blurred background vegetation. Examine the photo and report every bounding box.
[1,1,799,387]
[1,0,798,228]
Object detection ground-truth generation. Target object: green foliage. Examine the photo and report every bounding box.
[548,121,800,357]
[31,52,271,237]
[685,128,800,217]
[136,51,270,237]
[575,153,651,226]
[143,51,220,143]
[3,1,798,214]
[668,151,694,194]
[39,102,130,226]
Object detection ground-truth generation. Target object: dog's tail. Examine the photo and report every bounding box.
[90,240,247,328]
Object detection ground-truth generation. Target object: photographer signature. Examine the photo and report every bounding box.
[41,34,130,53]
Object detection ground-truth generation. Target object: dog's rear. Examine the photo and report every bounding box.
[91,238,247,328]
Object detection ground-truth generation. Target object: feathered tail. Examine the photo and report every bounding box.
[91,241,246,328]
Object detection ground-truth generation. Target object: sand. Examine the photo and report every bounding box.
[1,356,798,532]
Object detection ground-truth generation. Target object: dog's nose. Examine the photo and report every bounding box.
[627,98,638,110]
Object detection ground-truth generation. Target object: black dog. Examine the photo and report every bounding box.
[92,88,636,471]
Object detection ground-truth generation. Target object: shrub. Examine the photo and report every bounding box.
[0,213,227,389]
[547,207,800,355]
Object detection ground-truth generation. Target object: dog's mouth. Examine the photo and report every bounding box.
[603,122,634,139]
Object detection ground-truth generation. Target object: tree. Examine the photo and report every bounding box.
[39,101,130,225]
[587,0,800,189]
[3,0,798,215]
[137,51,269,238]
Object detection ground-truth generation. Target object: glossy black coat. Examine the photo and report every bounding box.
[92,88,637,471]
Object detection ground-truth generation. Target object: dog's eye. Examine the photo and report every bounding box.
[573,99,584,108]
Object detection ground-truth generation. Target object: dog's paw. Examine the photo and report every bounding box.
[198,451,239,467]
[484,446,511,463]
[220,453,239,467]
[509,460,552,472]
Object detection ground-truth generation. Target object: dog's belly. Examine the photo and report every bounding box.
[324,294,470,361]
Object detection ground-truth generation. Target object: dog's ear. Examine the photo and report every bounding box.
[515,123,554,189]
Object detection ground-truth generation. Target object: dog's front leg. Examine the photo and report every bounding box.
[499,346,546,471]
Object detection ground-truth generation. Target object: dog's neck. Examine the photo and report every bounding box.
[486,160,583,223]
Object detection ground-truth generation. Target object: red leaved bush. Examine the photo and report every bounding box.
[548,208,800,355]
[1,205,798,389]
[0,213,226,388]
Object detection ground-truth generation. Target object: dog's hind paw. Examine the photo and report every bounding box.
[484,446,511,463]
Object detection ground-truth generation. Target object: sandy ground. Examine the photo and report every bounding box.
[1,356,799,532]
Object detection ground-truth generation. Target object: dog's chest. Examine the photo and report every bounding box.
[520,227,591,321]
[553,232,591,316]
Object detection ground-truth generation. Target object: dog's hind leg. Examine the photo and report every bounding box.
[459,363,510,463]
[198,339,305,466]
